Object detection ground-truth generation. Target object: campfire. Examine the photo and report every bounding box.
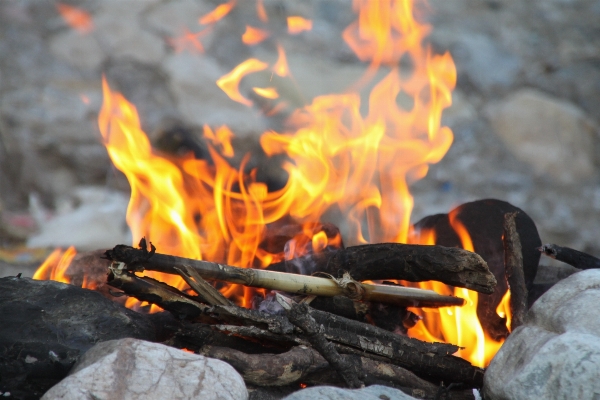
[4,0,598,399]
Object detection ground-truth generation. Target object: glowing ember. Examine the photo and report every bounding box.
[55,3,94,34]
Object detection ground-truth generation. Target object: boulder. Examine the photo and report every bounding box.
[42,338,248,400]
[0,277,156,399]
[483,269,600,399]
[485,88,598,184]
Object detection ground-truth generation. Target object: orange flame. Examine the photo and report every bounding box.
[33,246,77,283]
[407,211,507,367]
[216,59,269,106]
[32,0,508,367]
[242,26,270,45]
[56,3,94,34]
[273,44,291,78]
[203,125,235,158]
[168,27,211,54]
[199,0,236,25]
[257,0,268,22]
[252,87,279,100]
[287,16,313,34]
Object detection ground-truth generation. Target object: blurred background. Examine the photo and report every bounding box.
[0,0,599,277]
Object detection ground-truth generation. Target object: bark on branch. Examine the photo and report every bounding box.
[503,212,527,331]
[105,244,465,307]
[267,243,496,294]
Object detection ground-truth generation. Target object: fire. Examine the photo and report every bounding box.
[56,3,94,34]
[168,28,211,54]
[287,17,313,34]
[33,246,77,284]
[407,210,508,367]
[216,59,269,106]
[242,26,270,45]
[34,0,509,367]
[199,0,236,25]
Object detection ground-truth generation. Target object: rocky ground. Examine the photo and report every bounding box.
[0,0,598,278]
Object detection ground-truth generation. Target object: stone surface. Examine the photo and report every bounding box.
[0,277,157,399]
[27,186,131,251]
[42,338,248,400]
[483,269,600,399]
[485,88,597,184]
[282,384,417,400]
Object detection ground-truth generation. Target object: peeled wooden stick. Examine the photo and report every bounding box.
[105,243,465,308]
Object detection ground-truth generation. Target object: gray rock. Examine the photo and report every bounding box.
[283,385,418,400]
[50,30,105,70]
[483,269,600,399]
[42,338,248,400]
[485,88,598,184]
[164,53,266,137]
[0,277,157,398]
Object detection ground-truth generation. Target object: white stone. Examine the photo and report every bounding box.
[27,186,131,251]
[485,88,598,184]
[42,338,248,400]
[93,8,165,64]
[143,0,213,38]
[483,269,600,399]
[50,31,105,70]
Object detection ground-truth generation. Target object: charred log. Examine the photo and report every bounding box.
[413,199,541,341]
[503,212,527,331]
[106,243,465,307]
[539,243,600,270]
[267,243,496,294]
[277,294,363,388]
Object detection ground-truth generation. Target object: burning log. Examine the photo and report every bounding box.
[108,262,484,388]
[267,243,496,294]
[105,242,466,307]
[503,212,527,331]
[539,243,600,270]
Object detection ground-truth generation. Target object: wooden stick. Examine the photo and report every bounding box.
[200,345,474,399]
[105,244,465,308]
[503,212,527,331]
[267,243,497,294]
[174,265,234,306]
[276,294,364,388]
[539,243,600,270]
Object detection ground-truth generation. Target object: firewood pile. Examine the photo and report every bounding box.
[100,230,507,399]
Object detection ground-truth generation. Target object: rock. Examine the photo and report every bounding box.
[42,338,248,400]
[0,277,157,399]
[92,3,165,64]
[282,384,418,400]
[483,269,600,399]
[49,30,105,70]
[164,53,266,137]
[485,88,598,184]
[27,186,131,251]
